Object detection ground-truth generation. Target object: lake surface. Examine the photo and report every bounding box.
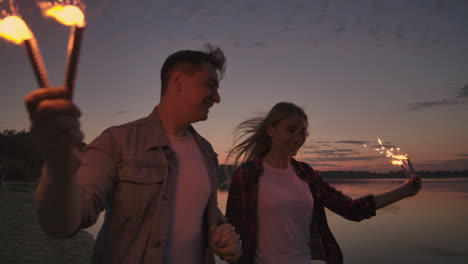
[85,178,468,264]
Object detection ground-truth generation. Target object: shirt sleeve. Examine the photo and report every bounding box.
[315,171,377,222]
[77,128,119,229]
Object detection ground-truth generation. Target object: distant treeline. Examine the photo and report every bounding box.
[217,165,468,190]
[0,129,42,181]
[317,170,468,179]
[1,130,467,185]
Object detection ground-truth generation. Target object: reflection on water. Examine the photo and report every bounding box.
[321,178,468,264]
[85,178,468,264]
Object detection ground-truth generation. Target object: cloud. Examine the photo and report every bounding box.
[456,83,468,98]
[302,145,319,149]
[407,83,468,111]
[420,158,468,170]
[303,156,382,162]
[115,110,130,115]
[187,2,209,14]
[335,140,369,145]
[306,162,343,168]
[304,141,334,147]
[407,99,459,111]
[305,149,358,156]
[458,154,468,157]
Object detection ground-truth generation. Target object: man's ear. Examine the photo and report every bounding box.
[170,71,183,93]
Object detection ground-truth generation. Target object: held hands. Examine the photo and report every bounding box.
[401,175,422,197]
[24,87,83,174]
[209,223,242,262]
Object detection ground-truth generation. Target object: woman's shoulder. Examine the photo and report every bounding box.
[292,159,321,178]
[233,159,262,178]
[238,160,257,170]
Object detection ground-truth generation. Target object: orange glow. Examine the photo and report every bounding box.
[393,154,408,160]
[45,5,85,27]
[378,138,383,145]
[391,160,403,166]
[0,16,33,44]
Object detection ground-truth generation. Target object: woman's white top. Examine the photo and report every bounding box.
[255,161,314,264]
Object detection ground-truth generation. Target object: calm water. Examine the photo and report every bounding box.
[86,178,468,264]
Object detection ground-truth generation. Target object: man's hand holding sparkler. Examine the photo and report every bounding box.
[24,87,84,237]
[25,87,83,176]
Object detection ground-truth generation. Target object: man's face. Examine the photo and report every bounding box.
[179,62,220,123]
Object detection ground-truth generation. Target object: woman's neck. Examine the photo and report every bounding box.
[263,151,290,169]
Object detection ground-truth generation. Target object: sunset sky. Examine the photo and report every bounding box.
[1,0,467,172]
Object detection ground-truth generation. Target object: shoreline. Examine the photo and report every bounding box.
[0,184,95,263]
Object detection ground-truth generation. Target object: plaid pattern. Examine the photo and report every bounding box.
[226,158,377,264]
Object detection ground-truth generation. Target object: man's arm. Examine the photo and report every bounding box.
[35,158,83,238]
[25,87,85,238]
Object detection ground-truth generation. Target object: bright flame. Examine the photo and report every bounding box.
[0,16,33,44]
[370,138,411,168]
[393,155,408,160]
[45,5,85,27]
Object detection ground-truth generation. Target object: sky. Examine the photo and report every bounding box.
[1,0,467,172]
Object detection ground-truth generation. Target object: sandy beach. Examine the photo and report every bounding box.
[0,183,95,263]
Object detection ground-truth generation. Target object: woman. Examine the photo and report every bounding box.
[225,102,421,264]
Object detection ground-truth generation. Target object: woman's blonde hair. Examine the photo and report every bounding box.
[226,102,308,166]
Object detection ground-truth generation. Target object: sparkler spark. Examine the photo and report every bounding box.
[368,138,415,177]
[0,16,32,43]
[45,5,85,27]
[0,14,50,88]
[43,1,86,99]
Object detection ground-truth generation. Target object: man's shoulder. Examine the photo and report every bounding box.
[89,116,149,146]
[108,116,148,131]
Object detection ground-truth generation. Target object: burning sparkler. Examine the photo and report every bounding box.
[0,1,50,88]
[368,138,416,177]
[43,1,86,100]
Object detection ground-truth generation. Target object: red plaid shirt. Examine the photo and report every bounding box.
[226,158,377,264]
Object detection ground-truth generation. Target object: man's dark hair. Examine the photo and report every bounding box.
[160,44,226,97]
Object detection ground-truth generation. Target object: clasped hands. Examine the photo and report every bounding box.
[210,223,242,262]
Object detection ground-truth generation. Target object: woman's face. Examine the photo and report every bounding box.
[267,113,308,157]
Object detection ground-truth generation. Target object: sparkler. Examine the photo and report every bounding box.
[365,138,416,177]
[44,2,86,100]
[0,15,51,88]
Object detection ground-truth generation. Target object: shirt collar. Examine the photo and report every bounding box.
[143,106,217,158]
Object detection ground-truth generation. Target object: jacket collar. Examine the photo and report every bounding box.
[143,106,171,150]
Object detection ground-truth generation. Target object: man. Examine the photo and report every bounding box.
[25,46,241,263]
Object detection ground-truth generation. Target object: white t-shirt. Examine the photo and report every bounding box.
[255,161,314,264]
[165,132,212,264]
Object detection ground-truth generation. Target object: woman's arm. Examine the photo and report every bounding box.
[374,175,421,209]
